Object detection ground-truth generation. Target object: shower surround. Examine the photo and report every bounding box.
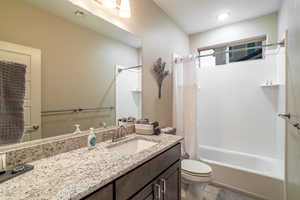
[196,48,286,199]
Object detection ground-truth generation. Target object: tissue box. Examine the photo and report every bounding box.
[118,121,135,126]
[135,124,154,135]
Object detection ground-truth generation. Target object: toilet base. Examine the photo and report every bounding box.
[181,182,209,200]
[181,174,211,200]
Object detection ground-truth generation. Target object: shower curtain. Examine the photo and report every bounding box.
[173,56,198,159]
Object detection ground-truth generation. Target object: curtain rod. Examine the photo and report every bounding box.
[196,41,285,58]
[174,40,285,63]
[197,35,267,52]
[118,65,142,73]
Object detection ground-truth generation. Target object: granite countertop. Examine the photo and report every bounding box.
[0,134,183,200]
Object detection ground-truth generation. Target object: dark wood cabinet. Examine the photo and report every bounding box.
[84,183,113,200]
[82,144,181,200]
[130,160,181,200]
[130,179,159,200]
[116,144,181,200]
[158,161,181,200]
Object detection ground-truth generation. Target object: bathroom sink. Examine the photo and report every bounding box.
[107,138,158,156]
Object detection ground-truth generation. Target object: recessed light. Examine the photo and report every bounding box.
[74,10,85,17]
[217,12,230,21]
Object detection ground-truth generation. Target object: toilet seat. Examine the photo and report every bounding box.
[182,170,212,183]
[181,159,212,183]
[181,159,212,177]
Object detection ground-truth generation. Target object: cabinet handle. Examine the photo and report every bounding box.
[160,179,166,194]
[154,183,161,200]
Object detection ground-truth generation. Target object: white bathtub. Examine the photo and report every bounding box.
[198,145,284,200]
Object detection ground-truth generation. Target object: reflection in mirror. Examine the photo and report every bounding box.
[116,64,142,122]
[0,0,142,147]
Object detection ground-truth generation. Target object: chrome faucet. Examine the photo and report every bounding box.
[112,125,128,142]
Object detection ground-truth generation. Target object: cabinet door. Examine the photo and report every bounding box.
[159,161,181,200]
[131,180,161,200]
[116,144,181,200]
[83,183,113,200]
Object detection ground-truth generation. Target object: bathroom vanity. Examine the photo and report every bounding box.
[0,134,182,200]
[85,143,181,200]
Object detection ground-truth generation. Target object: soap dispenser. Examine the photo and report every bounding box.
[88,128,97,149]
[0,153,6,173]
[73,124,81,134]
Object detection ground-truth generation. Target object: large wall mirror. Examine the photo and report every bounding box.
[0,0,142,147]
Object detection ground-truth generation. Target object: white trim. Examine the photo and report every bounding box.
[0,40,42,141]
[0,41,41,56]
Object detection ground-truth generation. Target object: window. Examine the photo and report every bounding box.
[229,41,263,63]
[198,39,265,67]
[214,47,227,65]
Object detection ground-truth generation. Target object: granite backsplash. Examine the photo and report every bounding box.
[3,125,135,170]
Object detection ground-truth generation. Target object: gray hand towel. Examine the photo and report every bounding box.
[0,60,27,145]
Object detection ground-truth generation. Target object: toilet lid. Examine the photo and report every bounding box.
[182,159,212,175]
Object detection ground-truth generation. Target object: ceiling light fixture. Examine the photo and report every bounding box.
[103,0,116,8]
[119,0,131,18]
[94,0,131,18]
[217,12,230,21]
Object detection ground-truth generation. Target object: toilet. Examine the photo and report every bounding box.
[181,159,212,200]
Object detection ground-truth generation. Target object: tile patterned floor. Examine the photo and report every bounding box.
[202,185,258,200]
[183,184,259,200]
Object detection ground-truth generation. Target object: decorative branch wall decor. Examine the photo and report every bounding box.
[152,58,169,99]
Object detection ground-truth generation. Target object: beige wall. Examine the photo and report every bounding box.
[118,0,190,127]
[0,0,190,135]
[64,0,190,127]
[0,0,140,137]
[189,13,278,52]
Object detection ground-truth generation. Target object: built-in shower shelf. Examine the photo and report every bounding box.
[260,83,281,87]
[131,89,142,93]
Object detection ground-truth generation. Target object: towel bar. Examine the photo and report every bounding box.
[278,113,300,130]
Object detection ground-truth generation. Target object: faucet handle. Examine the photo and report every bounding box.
[112,126,127,142]
[120,125,128,137]
[112,129,119,142]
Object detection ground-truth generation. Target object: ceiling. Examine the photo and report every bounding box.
[24,0,142,48]
[153,0,282,34]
